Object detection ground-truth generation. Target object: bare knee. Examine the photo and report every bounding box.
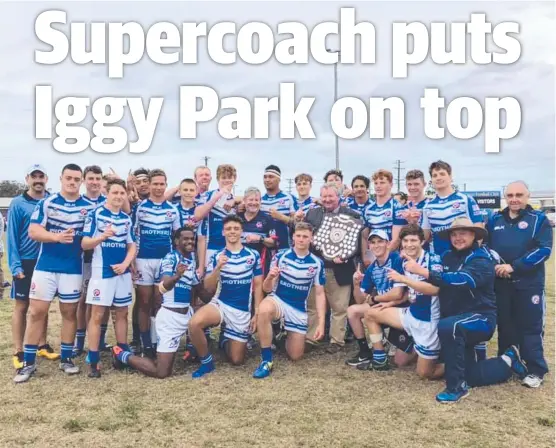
[416,364,433,379]
[28,304,47,322]
[287,351,304,362]
[228,350,245,366]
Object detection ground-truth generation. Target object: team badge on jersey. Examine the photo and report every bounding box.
[518,221,528,229]
[531,295,540,304]
[80,208,88,216]
[384,210,392,218]
[246,257,254,265]
[452,202,461,209]
[256,221,263,228]
[307,266,315,276]
[165,211,173,220]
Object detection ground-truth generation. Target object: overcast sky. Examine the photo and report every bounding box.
[0,1,554,195]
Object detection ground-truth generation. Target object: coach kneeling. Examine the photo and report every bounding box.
[425,219,527,403]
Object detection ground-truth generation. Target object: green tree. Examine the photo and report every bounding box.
[0,180,27,197]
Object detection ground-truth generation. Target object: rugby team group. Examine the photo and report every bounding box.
[4,159,551,403]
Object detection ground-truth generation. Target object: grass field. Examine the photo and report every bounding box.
[0,247,553,447]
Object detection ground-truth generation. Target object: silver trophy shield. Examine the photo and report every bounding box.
[313,213,364,261]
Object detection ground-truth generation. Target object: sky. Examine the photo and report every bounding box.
[0,1,554,196]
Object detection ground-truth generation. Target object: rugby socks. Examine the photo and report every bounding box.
[75,329,86,352]
[99,324,108,349]
[115,347,132,365]
[193,354,215,378]
[372,349,386,363]
[88,350,100,365]
[475,343,487,361]
[356,337,371,357]
[261,347,273,363]
[140,331,152,350]
[117,343,131,352]
[61,342,74,360]
[23,344,38,365]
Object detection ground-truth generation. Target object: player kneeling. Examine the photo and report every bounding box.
[364,224,444,379]
[82,179,136,378]
[112,226,208,378]
[345,229,414,370]
[253,222,326,379]
[188,216,263,378]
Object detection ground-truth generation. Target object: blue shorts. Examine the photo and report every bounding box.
[11,259,37,301]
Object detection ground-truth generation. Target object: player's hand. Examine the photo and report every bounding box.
[372,301,392,310]
[102,224,116,240]
[57,228,75,244]
[245,234,260,243]
[294,210,305,221]
[15,272,25,280]
[269,208,280,219]
[268,266,280,279]
[176,263,188,276]
[400,253,424,276]
[343,186,353,197]
[386,268,404,283]
[313,323,325,341]
[196,266,205,279]
[216,254,229,269]
[130,263,139,281]
[223,199,235,212]
[236,203,246,213]
[111,263,128,275]
[495,264,513,278]
[353,263,364,284]
[249,315,257,333]
[333,257,346,264]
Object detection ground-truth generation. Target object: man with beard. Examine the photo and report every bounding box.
[8,165,59,369]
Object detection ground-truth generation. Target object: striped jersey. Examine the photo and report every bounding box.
[83,205,135,279]
[271,248,325,312]
[30,193,96,274]
[348,197,373,217]
[294,196,317,214]
[362,197,407,239]
[360,251,404,295]
[133,199,180,259]
[207,246,262,312]
[159,250,199,308]
[82,194,107,263]
[176,203,199,228]
[198,189,235,251]
[261,191,296,249]
[421,192,483,256]
[403,250,443,322]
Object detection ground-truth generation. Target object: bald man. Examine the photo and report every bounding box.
[487,181,553,388]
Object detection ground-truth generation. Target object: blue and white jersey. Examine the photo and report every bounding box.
[421,192,483,256]
[82,194,107,263]
[261,191,296,249]
[360,252,404,296]
[403,250,442,322]
[84,205,135,279]
[348,197,373,217]
[198,189,235,251]
[294,196,317,214]
[207,247,262,312]
[133,199,180,259]
[176,203,199,229]
[31,193,96,275]
[159,250,199,308]
[271,248,325,312]
[362,197,407,239]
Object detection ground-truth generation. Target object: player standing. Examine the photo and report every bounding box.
[188,216,263,378]
[82,179,136,378]
[293,174,317,213]
[348,175,373,216]
[253,222,326,378]
[14,164,95,383]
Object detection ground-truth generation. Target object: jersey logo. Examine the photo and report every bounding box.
[384,210,392,218]
[518,221,528,229]
[80,209,88,215]
[531,295,540,304]
[452,202,461,209]
[31,282,36,291]
[279,199,285,205]
[494,225,505,230]
[256,221,263,228]
[165,211,173,220]
[307,266,315,276]
[246,257,254,265]
[93,289,100,297]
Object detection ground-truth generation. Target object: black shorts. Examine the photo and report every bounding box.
[11,259,37,300]
[387,327,414,354]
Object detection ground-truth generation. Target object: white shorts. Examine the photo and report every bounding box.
[86,274,133,308]
[399,308,440,360]
[205,248,218,269]
[82,263,92,288]
[156,306,193,353]
[269,295,307,335]
[134,258,162,286]
[209,298,250,343]
[29,270,82,303]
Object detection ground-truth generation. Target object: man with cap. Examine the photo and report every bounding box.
[487,181,553,388]
[402,218,527,403]
[346,229,414,369]
[260,165,296,249]
[7,165,59,370]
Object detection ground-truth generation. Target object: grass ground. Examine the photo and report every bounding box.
[0,246,553,447]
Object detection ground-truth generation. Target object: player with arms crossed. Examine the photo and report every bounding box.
[133,169,180,358]
[188,216,263,378]
[81,179,136,378]
[14,164,96,383]
[113,226,210,378]
[253,222,326,378]
[364,224,444,378]
[346,229,413,369]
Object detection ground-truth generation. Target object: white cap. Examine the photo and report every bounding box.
[26,164,47,176]
[368,229,390,241]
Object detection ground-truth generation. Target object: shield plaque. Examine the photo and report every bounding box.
[313,213,364,261]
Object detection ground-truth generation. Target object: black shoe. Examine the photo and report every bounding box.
[346,352,372,367]
[356,360,372,371]
[88,364,101,378]
[371,358,390,371]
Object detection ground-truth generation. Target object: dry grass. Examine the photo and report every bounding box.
[0,247,553,448]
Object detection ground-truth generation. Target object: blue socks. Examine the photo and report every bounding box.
[116,348,132,365]
[24,344,38,365]
[261,347,273,363]
[99,324,108,348]
[373,349,386,363]
[88,350,100,365]
[61,342,73,360]
[140,331,152,350]
[192,354,215,378]
[75,329,86,351]
[117,343,130,352]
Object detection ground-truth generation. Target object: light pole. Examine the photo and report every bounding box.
[327,48,340,170]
